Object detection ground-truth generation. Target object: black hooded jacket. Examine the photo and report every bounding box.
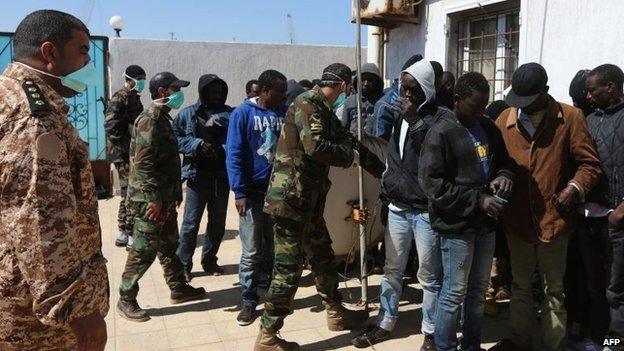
[381,102,453,209]
[173,74,233,179]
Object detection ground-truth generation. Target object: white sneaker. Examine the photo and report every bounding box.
[115,231,128,247]
[126,235,134,251]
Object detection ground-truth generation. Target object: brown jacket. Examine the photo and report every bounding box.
[496,97,602,243]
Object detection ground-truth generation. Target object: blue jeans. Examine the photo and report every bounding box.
[176,174,229,272]
[377,208,442,334]
[239,196,274,308]
[435,225,495,351]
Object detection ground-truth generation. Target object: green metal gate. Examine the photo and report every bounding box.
[0,33,109,160]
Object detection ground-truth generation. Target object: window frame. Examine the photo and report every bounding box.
[451,7,520,101]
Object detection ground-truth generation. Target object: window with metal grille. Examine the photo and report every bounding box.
[456,11,520,101]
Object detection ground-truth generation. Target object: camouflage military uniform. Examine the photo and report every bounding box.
[261,86,385,331]
[0,63,109,350]
[105,86,143,233]
[119,103,186,300]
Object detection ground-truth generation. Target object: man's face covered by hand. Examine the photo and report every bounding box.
[201,82,225,108]
[397,73,426,124]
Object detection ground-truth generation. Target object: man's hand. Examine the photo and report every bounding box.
[145,201,163,221]
[204,116,216,128]
[555,185,579,212]
[357,145,386,179]
[396,97,419,124]
[480,195,505,218]
[198,142,217,159]
[235,197,249,217]
[609,203,624,227]
[70,312,107,351]
[490,176,513,198]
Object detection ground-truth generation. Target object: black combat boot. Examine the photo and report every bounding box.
[183,269,193,282]
[117,299,150,322]
[170,284,206,304]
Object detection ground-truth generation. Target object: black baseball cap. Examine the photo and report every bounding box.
[149,72,190,95]
[506,62,549,108]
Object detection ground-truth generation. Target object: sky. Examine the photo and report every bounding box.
[0,0,366,46]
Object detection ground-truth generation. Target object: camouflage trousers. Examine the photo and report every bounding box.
[114,161,133,233]
[119,201,186,300]
[260,216,340,331]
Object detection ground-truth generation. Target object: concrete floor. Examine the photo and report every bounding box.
[99,193,508,351]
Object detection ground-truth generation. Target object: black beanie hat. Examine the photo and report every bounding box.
[125,65,146,79]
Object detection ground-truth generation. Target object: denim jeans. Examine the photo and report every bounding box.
[239,196,274,308]
[435,225,495,351]
[377,208,442,334]
[176,174,229,272]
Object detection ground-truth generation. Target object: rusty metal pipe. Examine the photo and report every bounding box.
[354,0,368,308]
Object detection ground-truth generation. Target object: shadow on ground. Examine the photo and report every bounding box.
[144,285,242,316]
[191,263,240,277]
[197,230,239,245]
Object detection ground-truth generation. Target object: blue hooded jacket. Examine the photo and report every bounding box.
[373,79,400,141]
[226,98,287,199]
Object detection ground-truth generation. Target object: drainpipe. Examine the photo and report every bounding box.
[380,29,389,82]
[369,26,389,81]
[368,26,381,69]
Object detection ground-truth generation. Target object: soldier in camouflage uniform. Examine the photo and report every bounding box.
[105,64,145,248]
[0,10,109,351]
[255,63,387,351]
[117,72,206,322]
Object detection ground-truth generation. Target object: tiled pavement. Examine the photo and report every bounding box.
[99,194,508,350]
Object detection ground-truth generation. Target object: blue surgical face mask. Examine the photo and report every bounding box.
[134,79,145,92]
[125,74,145,93]
[333,92,346,110]
[155,90,185,110]
[321,72,347,110]
[17,62,98,93]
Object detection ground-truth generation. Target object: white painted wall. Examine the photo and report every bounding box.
[520,0,624,101]
[108,38,364,109]
[370,0,624,103]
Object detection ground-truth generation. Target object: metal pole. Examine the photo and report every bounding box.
[354,0,367,308]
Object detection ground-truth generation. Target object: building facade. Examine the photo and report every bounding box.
[366,0,624,103]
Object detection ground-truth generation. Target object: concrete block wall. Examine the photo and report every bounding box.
[108,38,365,109]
